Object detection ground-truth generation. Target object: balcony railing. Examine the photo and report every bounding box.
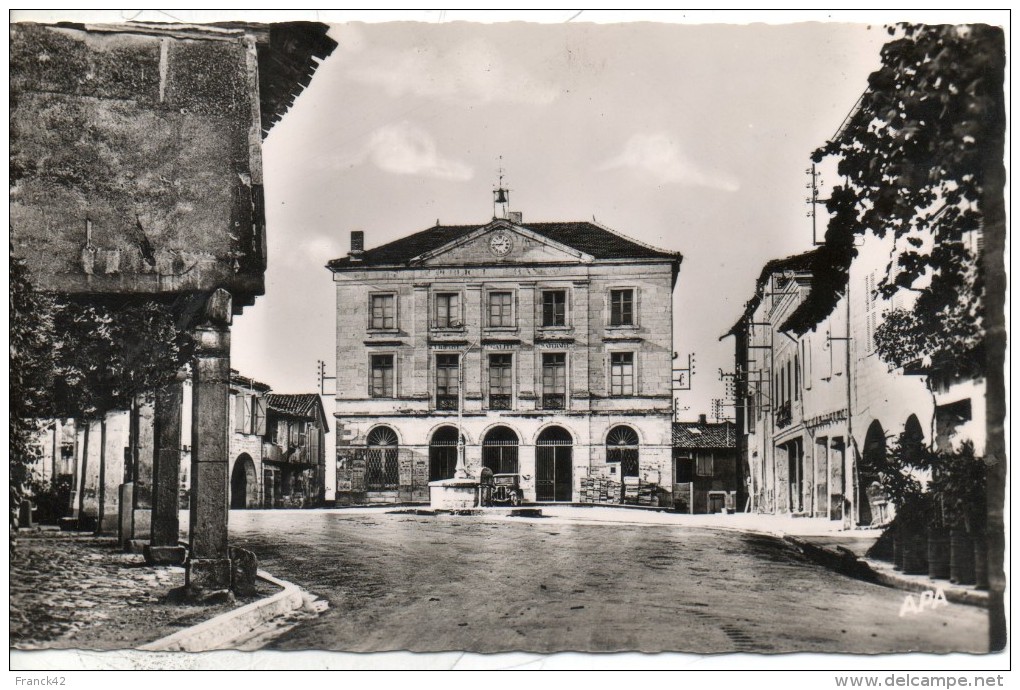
[541,394,565,410]
[436,395,459,411]
[489,394,511,410]
[776,401,792,429]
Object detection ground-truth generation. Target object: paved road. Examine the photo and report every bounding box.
[228,509,989,654]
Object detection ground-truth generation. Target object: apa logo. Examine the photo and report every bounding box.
[898,588,948,617]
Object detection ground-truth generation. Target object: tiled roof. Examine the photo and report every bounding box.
[230,370,271,393]
[672,421,737,449]
[266,393,320,418]
[327,221,681,269]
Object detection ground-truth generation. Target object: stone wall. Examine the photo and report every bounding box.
[10,23,267,304]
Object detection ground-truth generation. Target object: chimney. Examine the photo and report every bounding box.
[508,211,522,224]
[698,414,707,425]
[349,230,364,262]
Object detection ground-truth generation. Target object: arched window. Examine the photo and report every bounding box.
[482,426,519,475]
[366,426,399,491]
[606,425,639,477]
[429,426,461,482]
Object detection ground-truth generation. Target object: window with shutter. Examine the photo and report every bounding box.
[254,397,267,436]
[234,394,246,433]
[242,395,254,434]
[696,452,714,477]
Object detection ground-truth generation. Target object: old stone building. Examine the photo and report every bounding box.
[227,372,271,509]
[263,393,330,507]
[728,236,936,527]
[328,212,682,505]
[672,416,738,514]
[10,19,336,588]
[728,250,856,522]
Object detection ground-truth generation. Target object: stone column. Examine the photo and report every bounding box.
[518,282,537,409]
[145,375,186,565]
[186,289,233,593]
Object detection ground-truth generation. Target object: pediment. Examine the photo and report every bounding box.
[410,221,592,266]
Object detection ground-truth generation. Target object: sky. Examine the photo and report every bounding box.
[12,9,994,427]
[227,12,892,424]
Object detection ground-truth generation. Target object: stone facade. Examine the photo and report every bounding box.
[227,376,269,510]
[263,394,330,507]
[731,232,938,527]
[330,218,681,505]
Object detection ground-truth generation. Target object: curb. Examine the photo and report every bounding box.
[783,535,989,609]
[863,560,990,608]
[137,570,305,652]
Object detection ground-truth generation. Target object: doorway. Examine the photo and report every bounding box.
[536,426,573,502]
[230,454,257,509]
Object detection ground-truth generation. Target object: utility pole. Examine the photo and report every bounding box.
[317,359,336,396]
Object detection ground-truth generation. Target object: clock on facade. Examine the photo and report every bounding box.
[489,231,513,257]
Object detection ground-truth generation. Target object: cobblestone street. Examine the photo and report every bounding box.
[228,509,990,654]
[9,532,245,650]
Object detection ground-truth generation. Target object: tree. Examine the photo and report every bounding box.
[798,23,1004,381]
[807,23,1005,649]
[48,297,195,531]
[9,253,56,524]
[9,258,195,532]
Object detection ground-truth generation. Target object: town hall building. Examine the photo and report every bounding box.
[327,206,682,506]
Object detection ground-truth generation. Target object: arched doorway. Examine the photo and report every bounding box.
[536,426,573,502]
[230,454,258,509]
[902,414,925,466]
[366,426,399,491]
[483,426,520,475]
[429,426,461,482]
[607,425,640,477]
[860,420,887,526]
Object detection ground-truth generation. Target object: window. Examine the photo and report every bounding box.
[696,452,714,477]
[365,426,399,491]
[273,420,286,444]
[488,353,512,409]
[610,289,634,326]
[436,353,460,410]
[370,354,394,398]
[370,293,395,330]
[606,426,639,477]
[541,352,566,409]
[610,352,635,396]
[541,290,567,327]
[234,394,266,436]
[434,292,461,328]
[794,353,800,401]
[488,291,514,328]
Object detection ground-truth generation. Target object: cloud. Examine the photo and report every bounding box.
[599,133,740,192]
[344,38,559,105]
[335,121,473,181]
